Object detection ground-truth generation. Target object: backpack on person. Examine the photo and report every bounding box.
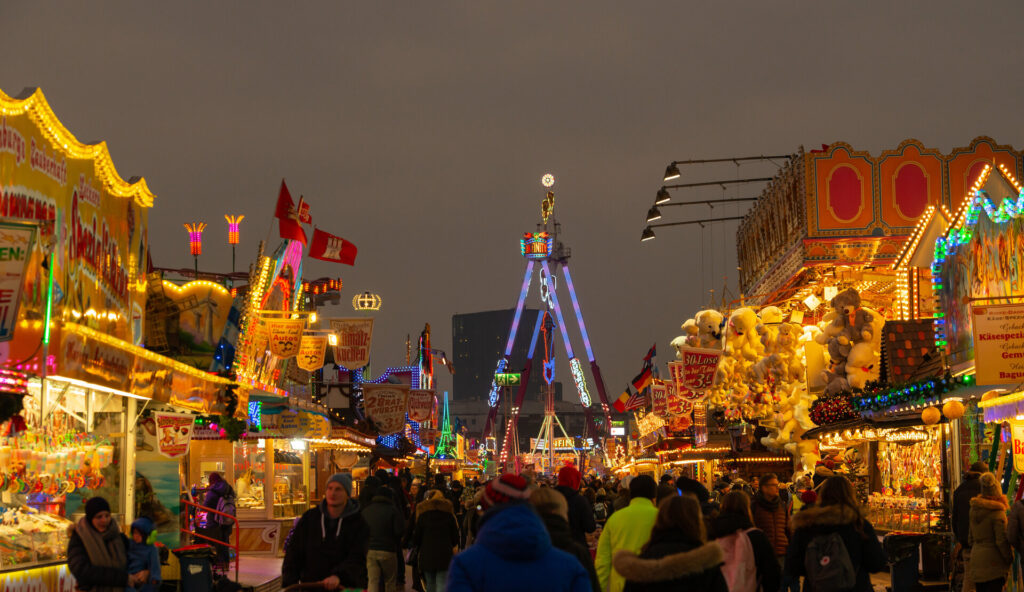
[716,527,758,592]
[215,491,237,525]
[804,531,856,591]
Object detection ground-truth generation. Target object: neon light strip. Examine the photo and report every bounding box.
[504,261,535,356]
[527,310,545,358]
[541,261,575,359]
[561,264,595,362]
[43,252,54,345]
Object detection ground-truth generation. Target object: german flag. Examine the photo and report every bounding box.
[631,367,653,393]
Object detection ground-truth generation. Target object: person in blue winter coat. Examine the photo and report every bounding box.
[127,517,162,592]
[447,473,591,592]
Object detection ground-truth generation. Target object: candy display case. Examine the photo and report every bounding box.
[0,506,74,569]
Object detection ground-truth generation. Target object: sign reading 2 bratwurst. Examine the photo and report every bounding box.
[362,384,409,435]
[330,318,374,370]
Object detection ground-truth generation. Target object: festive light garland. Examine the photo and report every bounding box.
[810,373,974,427]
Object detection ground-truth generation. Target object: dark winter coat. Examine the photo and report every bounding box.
[281,499,369,588]
[751,492,789,556]
[952,471,983,547]
[968,495,1012,584]
[556,484,597,546]
[412,496,460,572]
[66,526,132,591]
[447,503,590,592]
[676,476,710,504]
[612,530,728,592]
[361,494,406,552]
[1006,498,1024,554]
[709,511,781,592]
[784,503,886,592]
[539,512,601,592]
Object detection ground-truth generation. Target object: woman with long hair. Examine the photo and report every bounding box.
[612,494,728,592]
[784,475,886,591]
[708,490,780,592]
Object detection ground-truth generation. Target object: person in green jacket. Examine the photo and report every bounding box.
[595,475,659,592]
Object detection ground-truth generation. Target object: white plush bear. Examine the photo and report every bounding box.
[756,306,784,352]
[693,309,724,350]
[845,341,880,389]
[724,307,764,361]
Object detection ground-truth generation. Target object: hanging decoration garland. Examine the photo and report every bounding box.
[809,393,859,426]
[195,414,248,441]
[851,373,973,416]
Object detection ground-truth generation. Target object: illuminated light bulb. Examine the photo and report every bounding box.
[184,222,207,256]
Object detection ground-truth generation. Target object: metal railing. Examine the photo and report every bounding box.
[180,496,240,582]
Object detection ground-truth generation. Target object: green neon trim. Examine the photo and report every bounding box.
[43,252,54,346]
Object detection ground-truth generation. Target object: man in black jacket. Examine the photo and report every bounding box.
[555,465,596,546]
[361,486,405,592]
[282,473,369,590]
[953,461,989,592]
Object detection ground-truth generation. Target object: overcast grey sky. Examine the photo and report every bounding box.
[4,2,1024,405]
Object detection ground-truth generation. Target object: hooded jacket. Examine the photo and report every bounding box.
[281,499,369,588]
[612,530,727,592]
[1006,498,1024,554]
[447,503,590,592]
[539,511,601,592]
[968,495,1012,584]
[784,504,886,592]
[361,493,405,552]
[555,484,597,546]
[751,492,789,556]
[595,497,660,592]
[412,494,460,572]
[952,471,983,547]
[708,511,780,592]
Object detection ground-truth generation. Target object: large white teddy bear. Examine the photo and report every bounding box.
[693,309,725,350]
[845,341,881,389]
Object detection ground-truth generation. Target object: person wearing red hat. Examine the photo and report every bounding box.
[447,473,590,592]
[556,465,596,547]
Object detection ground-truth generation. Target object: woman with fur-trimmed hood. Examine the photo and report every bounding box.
[784,476,886,592]
[612,494,728,592]
[412,490,460,592]
[968,472,1012,592]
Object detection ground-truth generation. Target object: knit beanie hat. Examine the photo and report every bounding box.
[131,517,155,539]
[557,465,582,490]
[980,472,1001,498]
[482,473,530,509]
[327,473,353,496]
[85,496,111,523]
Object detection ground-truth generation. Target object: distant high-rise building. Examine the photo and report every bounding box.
[452,308,545,401]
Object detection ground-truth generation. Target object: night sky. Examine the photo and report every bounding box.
[4,2,1024,405]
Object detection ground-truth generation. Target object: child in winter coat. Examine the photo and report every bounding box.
[127,517,162,592]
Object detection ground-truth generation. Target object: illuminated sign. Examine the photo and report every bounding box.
[569,357,592,406]
[495,372,522,387]
[610,420,625,436]
[488,358,508,406]
[520,232,553,259]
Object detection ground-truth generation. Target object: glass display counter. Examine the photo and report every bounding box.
[233,441,266,517]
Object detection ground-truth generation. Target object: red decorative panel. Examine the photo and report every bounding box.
[893,163,928,220]
[810,145,875,233]
[828,166,864,221]
[946,137,1020,212]
[877,141,944,229]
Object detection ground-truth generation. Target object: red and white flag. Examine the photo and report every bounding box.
[310,228,358,266]
[274,180,307,245]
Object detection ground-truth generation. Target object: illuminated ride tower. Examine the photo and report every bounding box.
[483,174,613,471]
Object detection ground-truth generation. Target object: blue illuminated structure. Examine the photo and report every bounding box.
[483,175,613,451]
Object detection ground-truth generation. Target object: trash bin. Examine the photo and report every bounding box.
[884,533,922,591]
[172,544,215,592]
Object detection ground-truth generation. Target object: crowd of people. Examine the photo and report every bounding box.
[71,461,1024,592]
[270,465,894,592]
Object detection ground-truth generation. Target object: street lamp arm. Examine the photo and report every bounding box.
[663,177,774,190]
[658,197,758,206]
[649,215,746,228]
[668,155,792,166]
